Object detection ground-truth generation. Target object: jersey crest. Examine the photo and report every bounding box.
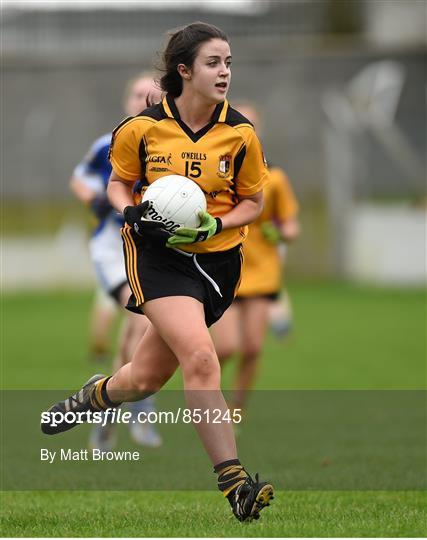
[217,154,232,178]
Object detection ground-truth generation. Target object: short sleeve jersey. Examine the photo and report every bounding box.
[73,133,112,193]
[238,167,299,296]
[109,95,268,253]
[257,166,299,225]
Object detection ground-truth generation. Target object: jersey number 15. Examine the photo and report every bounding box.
[184,160,202,179]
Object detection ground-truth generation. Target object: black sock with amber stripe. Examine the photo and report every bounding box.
[90,377,122,410]
[214,459,249,499]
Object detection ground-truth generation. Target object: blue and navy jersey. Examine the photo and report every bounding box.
[74,133,112,189]
[73,133,124,233]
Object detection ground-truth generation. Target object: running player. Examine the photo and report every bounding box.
[211,102,300,415]
[70,72,163,449]
[43,22,273,522]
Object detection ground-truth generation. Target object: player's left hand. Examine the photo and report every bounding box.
[123,201,171,241]
[261,221,283,244]
[167,212,222,246]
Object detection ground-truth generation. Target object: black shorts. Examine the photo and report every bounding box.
[235,291,280,302]
[121,226,243,327]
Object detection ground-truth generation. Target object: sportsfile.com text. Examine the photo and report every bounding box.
[41,408,243,428]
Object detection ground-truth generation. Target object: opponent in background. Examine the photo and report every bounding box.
[70,72,162,449]
[87,285,118,364]
[211,101,300,415]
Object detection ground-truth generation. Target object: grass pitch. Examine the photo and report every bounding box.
[2,491,425,537]
[1,281,425,537]
[3,282,424,390]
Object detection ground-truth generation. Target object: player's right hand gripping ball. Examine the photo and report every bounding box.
[123,201,171,240]
[167,211,222,246]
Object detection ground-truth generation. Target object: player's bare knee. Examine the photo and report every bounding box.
[216,343,237,362]
[242,343,262,361]
[183,346,220,385]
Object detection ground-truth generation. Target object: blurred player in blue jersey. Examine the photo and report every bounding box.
[70,72,163,449]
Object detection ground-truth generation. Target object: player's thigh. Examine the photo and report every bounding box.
[118,283,149,337]
[115,312,149,367]
[240,298,271,356]
[130,321,179,390]
[126,307,150,337]
[143,296,216,361]
[211,302,241,361]
[117,282,132,307]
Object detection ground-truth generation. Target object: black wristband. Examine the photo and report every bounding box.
[214,217,223,235]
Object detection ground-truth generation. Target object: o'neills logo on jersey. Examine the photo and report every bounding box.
[217,155,231,178]
[181,151,207,160]
[147,153,172,166]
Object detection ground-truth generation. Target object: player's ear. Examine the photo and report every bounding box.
[177,63,192,80]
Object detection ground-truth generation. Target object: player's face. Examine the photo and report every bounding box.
[125,78,162,116]
[189,38,232,104]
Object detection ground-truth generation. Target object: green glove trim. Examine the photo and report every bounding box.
[167,212,222,246]
[260,221,282,245]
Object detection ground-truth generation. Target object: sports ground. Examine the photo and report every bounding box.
[1,281,426,536]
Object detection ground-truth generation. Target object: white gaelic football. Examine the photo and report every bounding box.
[142,175,207,233]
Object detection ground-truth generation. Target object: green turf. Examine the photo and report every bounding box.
[1,282,426,536]
[1,200,92,235]
[2,282,425,390]
[1,491,426,537]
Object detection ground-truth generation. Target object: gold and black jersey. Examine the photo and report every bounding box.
[238,167,299,297]
[109,95,268,253]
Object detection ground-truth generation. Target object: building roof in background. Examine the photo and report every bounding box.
[2,0,331,61]
[2,0,268,13]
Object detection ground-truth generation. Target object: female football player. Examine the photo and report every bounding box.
[70,72,163,449]
[44,22,273,522]
[211,102,300,415]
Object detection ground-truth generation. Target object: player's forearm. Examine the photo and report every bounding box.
[107,175,135,214]
[220,193,263,230]
[280,218,300,242]
[70,177,97,205]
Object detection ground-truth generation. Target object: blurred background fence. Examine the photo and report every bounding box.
[2,0,426,288]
